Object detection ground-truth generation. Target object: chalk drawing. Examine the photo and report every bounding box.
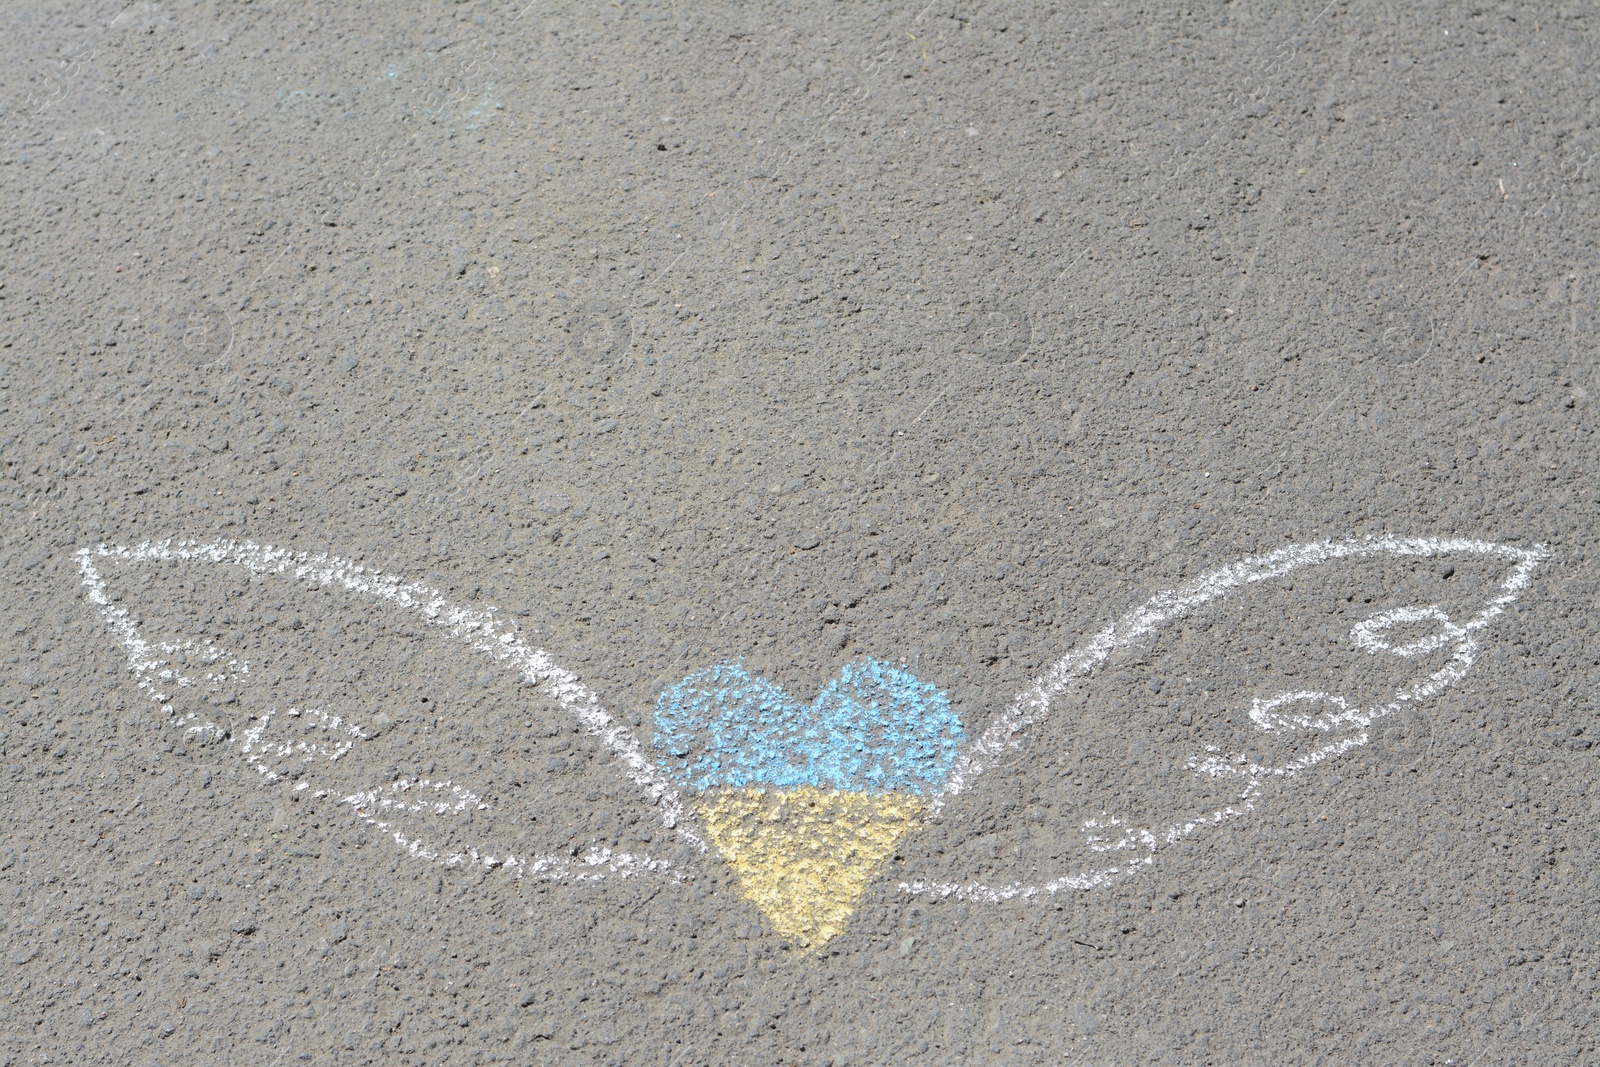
[77,535,1545,943]
[904,535,1547,902]
[655,660,960,945]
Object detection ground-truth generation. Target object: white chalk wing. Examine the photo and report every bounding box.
[900,537,1546,902]
[78,540,703,887]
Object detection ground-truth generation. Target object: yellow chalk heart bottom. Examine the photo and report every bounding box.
[694,786,925,948]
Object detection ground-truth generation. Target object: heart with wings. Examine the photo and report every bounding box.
[78,535,1545,948]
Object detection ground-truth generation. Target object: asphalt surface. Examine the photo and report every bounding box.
[3,3,1598,1065]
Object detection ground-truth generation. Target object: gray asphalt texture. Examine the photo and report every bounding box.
[3,3,1599,1064]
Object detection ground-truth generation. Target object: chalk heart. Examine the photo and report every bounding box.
[654,659,963,947]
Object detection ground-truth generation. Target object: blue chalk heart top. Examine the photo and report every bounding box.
[653,658,964,795]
